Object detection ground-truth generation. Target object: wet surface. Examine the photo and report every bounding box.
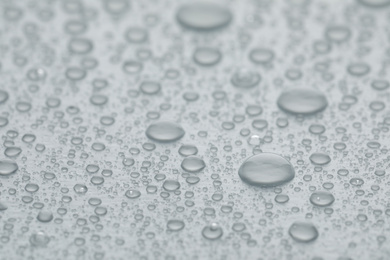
[0,0,389,259]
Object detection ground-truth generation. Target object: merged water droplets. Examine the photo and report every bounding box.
[238,153,295,187]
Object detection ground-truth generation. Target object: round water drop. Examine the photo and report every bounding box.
[68,38,93,54]
[202,223,223,240]
[289,222,319,242]
[65,67,86,81]
[181,156,206,172]
[325,26,351,43]
[176,3,232,31]
[309,153,331,165]
[238,153,295,187]
[0,90,9,104]
[249,48,274,64]
[275,194,290,203]
[163,180,180,191]
[37,211,53,223]
[90,95,108,106]
[167,220,185,231]
[145,121,185,142]
[0,202,8,211]
[73,184,88,194]
[193,47,222,66]
[369,101,385,112]
[310,191,335,207]
[0,160,18,176]
[309,124,325,135]
[371,80,389,91]
[347,63,370,77]
[140,81,161,95]
[30,231,50,247]
[125,27,148,43]
[123,60,143,74]
[125,189,141,199]
[252,119,268,130]
[374,170,385,176]
[231,68,261,89]
[277,88,328,115]
[0,117,8,127]
[178,144,198,157]
[350,178,364,186]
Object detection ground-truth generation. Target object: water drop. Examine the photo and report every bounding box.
[238,153,295,187]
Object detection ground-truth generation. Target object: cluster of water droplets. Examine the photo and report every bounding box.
[0,0,389,259]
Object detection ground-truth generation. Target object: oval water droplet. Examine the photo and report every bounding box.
[145,121,185,142]
[289,222,319,242]
[0,160,18,176]
[181,156,206,173]
[309,191,335,207]
[277,88,328,115]
[176,3,232,31]
[238,153,295,187]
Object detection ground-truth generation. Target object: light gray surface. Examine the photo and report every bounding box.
[0,0,389,259]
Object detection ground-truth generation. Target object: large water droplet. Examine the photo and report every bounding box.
[193,47,222,66]
[238,153,295,187]
[125,189,141,199]
[289,222,319,242]
[145,121,185,142]
[277,88,328,115]
[0,159,18,176]
[202,223,223,240]
[181,156,206,172]
[176,3,232,31]
[310,191,335,207]
[231,68,261,89]
[167,220,185,231]
[309,153,331,165]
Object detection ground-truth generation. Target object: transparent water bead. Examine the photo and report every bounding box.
[0,159,18,176]
[277,88,328,115]
[231,68,261,89]
[176,3,232,31]
[29,231,50,247]
[193,47,222,66]
[310,191,335,207]
[202,223,223,240]
[289,222,319,242]
[125,189,141,199]
[145,121,185,142]
[167,220,185,232]
[238,153,295,187]
[309,153,331,165]
[181,156,206,173]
